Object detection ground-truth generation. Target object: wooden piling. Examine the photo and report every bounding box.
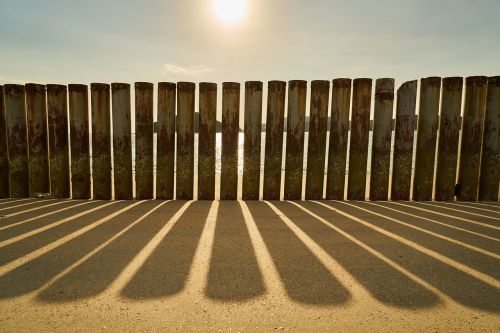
[479,76,500,201]
[435,77,463,201]
[198,82,217,200]
[326,79,351,200]
[457,76,487,201]
[135,82,154,199]
[4,85,29,198]
[263,81,286,200]
[242,81,263,200]
[176,82,195,200]
[111,83,133,200]
[68,84,91,199]
[25,83,49,195]
[284,80,307,200]
[91,83,112,200]
[0,86,10,198]
[47,84,70,198]
[347,78,372,200]
[305,80,330,200]
[370,78,395,200]
[220,82,240,200]
[413,77,441,200]
[156,82,176,199]
[391,80,417,200]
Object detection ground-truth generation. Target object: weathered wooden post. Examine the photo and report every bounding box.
[47,84,70,198]
[25,83,49,195]
[91,83,112,200]
[370,78,394,200]
[156,82,176,199]
[242,81,263,200]
[176,82,195,200]
[347,78,372,200]
[284,80,307,200]
[391,80,417,201]
[263,81,286,200]
[135,82,154,199]
[220,82,240,200]
[435,77,463,201]
[305,80,330,200]
[457,76,487,201]
[68,84,91,199]
[326,79,351,200]
[4,85,30,198]
[0,86,10,198]
[413,77,441,200]
[0,86,10,199]
[479,76,499,201]
[4,85,29,197]
[198,82,217,200]
[111,83,133,200]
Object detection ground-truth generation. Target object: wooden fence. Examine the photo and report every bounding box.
[0,77,498,201]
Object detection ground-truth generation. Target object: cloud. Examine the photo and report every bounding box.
[163,63,215,76]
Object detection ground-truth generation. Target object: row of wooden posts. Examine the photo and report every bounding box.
[0,77,498,201]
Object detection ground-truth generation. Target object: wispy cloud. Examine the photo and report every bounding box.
[163,63,215,76]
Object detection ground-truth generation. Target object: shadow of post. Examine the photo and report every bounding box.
[0,201,147,298]
[0,201,123,267]
[273,201,440,308]
[245,201,350,305]
[303,201,500,313]
[37,200,186,302]
[205,201,265,301]
[121,201,211,299]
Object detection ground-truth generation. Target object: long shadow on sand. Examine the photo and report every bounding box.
[205,201,266,301]
[121,201,211,299]
[0,201,149,298]
[37,200,187,301]
[245,201,351,305]
[299,201,500,313]
[270,201,440,308]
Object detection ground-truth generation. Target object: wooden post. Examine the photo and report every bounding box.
[68,84,91,199]
[156,82,176,199]
[305,80,330,200]
[391,80,417,200]
[347,78,372,200]
[0,86,9,198]
[413,77,441,200]
[284,80,307,200]
[198,82,217,200]
[370,78,395,200]
[47,84,70,198]
[457,76,487,201]
[4,85,29,198]
[220,82,240,200]
[263,81,286,200]
[111,83,132,200]
[435,77,463,201]
[176,82,195,200]
[326,79,351,200]
[91,83,112,200]
[25,83,49,195]
[242,81,263,200]
[135,82,154,199]
[479,76,500,201]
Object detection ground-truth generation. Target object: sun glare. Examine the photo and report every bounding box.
[212,0,246,24]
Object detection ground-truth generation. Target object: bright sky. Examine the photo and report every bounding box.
[1,0,499,123]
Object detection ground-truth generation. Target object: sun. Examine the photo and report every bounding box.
[212,0,246,24]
